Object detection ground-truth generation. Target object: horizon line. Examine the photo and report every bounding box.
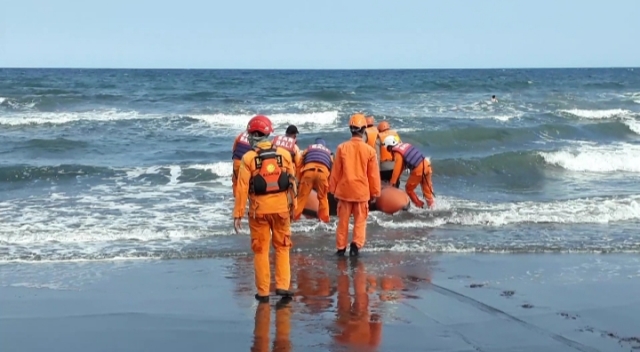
[1,65,638,70]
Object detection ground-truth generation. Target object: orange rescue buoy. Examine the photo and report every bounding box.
[374,186,410,214]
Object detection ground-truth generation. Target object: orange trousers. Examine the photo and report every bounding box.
[249,212,292,296]
[251,302,292,352]
[232,159,241,198]
[336,200,369,250]
[405,160,435,208]
[294,167,330,222]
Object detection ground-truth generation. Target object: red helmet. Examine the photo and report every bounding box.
[246,115,273,135]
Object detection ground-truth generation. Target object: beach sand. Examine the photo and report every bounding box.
[2,253,640,352]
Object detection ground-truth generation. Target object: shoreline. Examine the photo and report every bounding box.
[2,252,639,351]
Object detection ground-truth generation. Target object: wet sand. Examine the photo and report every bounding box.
[1,253,640,352]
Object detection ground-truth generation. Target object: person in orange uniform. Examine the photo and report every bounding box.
[376,121,401,187]
[364,115,381,155]
[231,130,253,198]
[233,115,298,302]
[272,125,302,172]
[293,138,333,223]
[328,114,381,256]
[382,135,435,209]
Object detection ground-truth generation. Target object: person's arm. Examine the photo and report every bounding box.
[328,147,342,194]
[367,149,381,200]
[231,134,239,157]
[374,137,382,164]
[296,149,307,181]
[390,154,404,187]
[283,153,298,213]
[233,155,252,218]
[423,160,435,207]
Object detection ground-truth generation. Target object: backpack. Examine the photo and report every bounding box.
[250,147,291,195]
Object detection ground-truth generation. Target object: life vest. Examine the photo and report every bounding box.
[249,147,292,195]
[232,132,252,160]
[303,143,332,170]
[364,126,379,149]
[391,142,425,170]
[378,130,400,162]
[272,135,297,158]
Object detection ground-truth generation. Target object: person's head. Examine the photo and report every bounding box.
[365,116,375,127]
[492,95,496,99]
[349,113,367,137]
[285,125,299,138]
[314,138,326,146]
[246,115,274,147]
[382,135,400,152]
[377,121,390,133]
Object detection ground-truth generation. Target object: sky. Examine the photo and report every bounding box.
[1,0,639,69]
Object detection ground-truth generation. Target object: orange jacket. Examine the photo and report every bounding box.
[377,130,400,162]
[364,126,379,149]
[329,137,381,202]
[233,140,298,218]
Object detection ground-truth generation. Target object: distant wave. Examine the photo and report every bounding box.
[539,142,640,173]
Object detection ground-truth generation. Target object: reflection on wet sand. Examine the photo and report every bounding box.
[251,298,293,352]
[230,253,432,351]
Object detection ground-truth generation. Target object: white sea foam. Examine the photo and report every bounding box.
[624,119,640,134]
[0,109,159,126]
[375,194,640,228]
[539,142,640,173]
[190,111,338,128]
[0,109,341,135]
[558,108,633,119]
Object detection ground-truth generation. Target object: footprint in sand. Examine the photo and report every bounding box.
[557,312,579,320]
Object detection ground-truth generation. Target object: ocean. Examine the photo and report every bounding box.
[1,68,640,264]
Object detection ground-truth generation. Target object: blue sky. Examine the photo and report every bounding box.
[1,0,639,69]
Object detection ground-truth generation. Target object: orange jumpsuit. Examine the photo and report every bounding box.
[233,140,298,297]
[389,144,435,208]
[328,136,381,250]
[231,131,253,198]
[377,129,401,186]
[294,144,334,223]
[251,301,292,352]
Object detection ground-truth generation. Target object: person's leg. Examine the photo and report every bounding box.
[270,212,293,296]
[248,215,272,298]
[336,200,353,254]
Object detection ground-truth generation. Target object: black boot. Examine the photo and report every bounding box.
[336,248,346,256]
[254,294,269,303]
[275,289,294,298]
[349,242,359,257]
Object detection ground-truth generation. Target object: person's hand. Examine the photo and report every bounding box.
[233,218,242,234]
[369,197,378,204]
[426,200,435,209]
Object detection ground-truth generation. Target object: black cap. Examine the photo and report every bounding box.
[286,125,299,135]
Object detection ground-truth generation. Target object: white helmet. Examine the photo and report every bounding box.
[383,135,399,147]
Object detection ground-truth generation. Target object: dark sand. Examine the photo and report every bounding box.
[1,253,640,351]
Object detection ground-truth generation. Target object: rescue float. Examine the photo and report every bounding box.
[302,184,410,219]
